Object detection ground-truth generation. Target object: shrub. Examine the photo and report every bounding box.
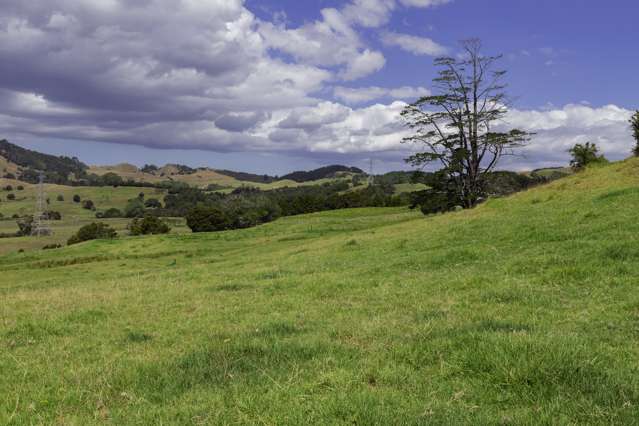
[124,198,146,218]
[73,194,81,203]
[569,142,607,170]
[16,185,24,190]
[4,185,13,191]
[81,199,96,210]
[57,194,64,202]
[100,208,123,218]
[67,222,117,245]
[144,198,162,208]
[128,215,171,236]
[44,210,62,220]
[186,206,229,232]
[42,243,62,250]
[7,193,15,200]
[16,216,33,236]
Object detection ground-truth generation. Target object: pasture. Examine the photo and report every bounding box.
[2,160,639,424]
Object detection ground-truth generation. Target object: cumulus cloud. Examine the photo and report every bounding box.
[381,31,448,56]
[0,0,632,172]
[334,86,430,104]
[502,104,634,169]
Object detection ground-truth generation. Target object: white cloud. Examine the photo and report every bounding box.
[334,86,430,104]
[381,31,448,56]
[4,0,629,172]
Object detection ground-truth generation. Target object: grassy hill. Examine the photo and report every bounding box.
[0,178,188,253]
[3,160,639,423]
[88,163,362,191]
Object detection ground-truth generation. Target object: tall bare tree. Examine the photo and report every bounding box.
[401,39,531,208]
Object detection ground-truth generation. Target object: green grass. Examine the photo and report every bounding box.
[0,181,187,253]
[3,160,639,424]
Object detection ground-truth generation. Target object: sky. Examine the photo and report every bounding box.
[0,0,637,174]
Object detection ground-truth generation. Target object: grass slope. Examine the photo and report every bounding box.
[2,160,639,424]
[0,180,187,253]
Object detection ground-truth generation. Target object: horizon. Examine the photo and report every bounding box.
[1,0,637,174]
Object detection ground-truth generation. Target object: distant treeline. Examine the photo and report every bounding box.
[145,180,406,232]
[280,165,364,183]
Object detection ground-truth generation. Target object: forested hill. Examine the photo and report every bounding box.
[280,165,364,182]
[0,139,88,184]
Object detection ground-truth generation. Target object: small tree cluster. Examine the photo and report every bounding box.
[67,222,117,245]
[128,215,171,236]
[569,142,607,170]
[96,208,123,218]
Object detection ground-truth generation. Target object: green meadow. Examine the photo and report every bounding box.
[0,182,188,253]
[2,160,639,424]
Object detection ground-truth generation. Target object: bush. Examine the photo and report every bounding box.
[16,216,33,236]
[124,198,146,218]
[100,208,123,218]
[128,215,171,236]
[186,206,229,232]
[7,193,15,200]
[42,243,62,250]
[4,185,13,191]
[73,194,81,203]
[569,142,607,170]
[44,210,62,220]
[144,198,162,208]
[16,185,24,190]
[57,194,64,202]
[67,222,117,245]
[81,199,95,210]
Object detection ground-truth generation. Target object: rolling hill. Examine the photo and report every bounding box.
[0,139,367,190]
[2,159,639,423]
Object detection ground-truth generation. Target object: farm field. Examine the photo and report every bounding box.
[2,160,639,423]
[0,180,188,253]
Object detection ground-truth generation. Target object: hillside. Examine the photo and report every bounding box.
[0,178,188,253]
[0,139,87,184]
[2,159,639,423]
[280,165,365,182]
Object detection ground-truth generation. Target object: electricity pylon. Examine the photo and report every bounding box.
[32,171,52,237]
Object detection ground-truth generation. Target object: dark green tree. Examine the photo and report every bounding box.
[186,206,229,232]
[401,39,531,208]
[128,215,171,236]
[81,199,95,210]
[124,198,145,218]
[569,142,607,170]
[67,222,117,245]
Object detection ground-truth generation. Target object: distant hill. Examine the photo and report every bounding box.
[0,139,87,184]
[281,165,364,182]
[0,139,416,192]
[215,170,277,184]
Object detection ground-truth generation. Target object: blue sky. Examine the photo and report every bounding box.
[1,0,636,173]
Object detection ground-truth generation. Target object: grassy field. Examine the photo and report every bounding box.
[2,160,639,424]
[0,180,187,253]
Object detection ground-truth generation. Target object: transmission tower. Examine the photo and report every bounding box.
[367,158,375,186]
[32,171,52,237]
